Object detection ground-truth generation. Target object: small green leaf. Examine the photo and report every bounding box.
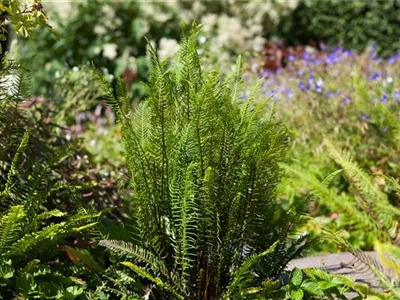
[306,268,330,281]
[16,274,36,293]
[301,280,324,296]
[290,268,303,286]
[262,279,281,291]
[66,286,84,296]
[0,259,14,280]
[319,281,338,290]
[290,288,304,300]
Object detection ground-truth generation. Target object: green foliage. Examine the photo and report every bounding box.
[99,24,306,299]
[226,266,386,299]
[242,47,400,252]
[0,57,109,298]
[19,0,182,98]
[0,0,51,45]
[281,267,387,299]
[279,0,400,57]
[283,138,400,252]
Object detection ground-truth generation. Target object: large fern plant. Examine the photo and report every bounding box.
[99,24,306,299]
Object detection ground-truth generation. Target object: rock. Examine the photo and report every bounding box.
[286,252,391,298]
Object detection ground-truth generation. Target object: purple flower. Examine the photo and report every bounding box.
[261,69,269,77]
[303,51,311,61]
[370,44,378,60]
[315,86,323,93]
[361,113,370,121]
[380,93,388,103]
[269,90,277,99]
[308,76,314,86]
[369,72,380,81]
[325,54,335,65]
[326,91,334,98]
[243,74,250,81]
[344,50,355,57]
[392,90,400,102]
[341,97,351,107]
[388,56,396,64]
[298,82,306,91]
[288,54,295,61]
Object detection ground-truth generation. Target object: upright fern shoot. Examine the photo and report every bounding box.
[100,24,305,299]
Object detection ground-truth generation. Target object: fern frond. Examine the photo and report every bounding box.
[170,161,198,291]
[226,55,244,104]
[282,163,385,240]
[324,138,387,204]
[224,241,279,299]
[0,129,30,205]
[0,205,25,254]
[121,261,184,300]
[99,240,168,276]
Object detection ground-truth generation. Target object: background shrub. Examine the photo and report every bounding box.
[279,0,400,57]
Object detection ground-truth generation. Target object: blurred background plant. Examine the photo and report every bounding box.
[279,0,400,58]
[243,46,400,253]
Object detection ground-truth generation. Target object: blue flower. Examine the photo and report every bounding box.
[388,56,396,64]
[370,44,378,60]
[360,113,370,120]
[369,72,380,81]
[341,97,351,107]
[261,69,269,77]
[380,93,388,103]
[326,91,334,98]
[298,82,306,91]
